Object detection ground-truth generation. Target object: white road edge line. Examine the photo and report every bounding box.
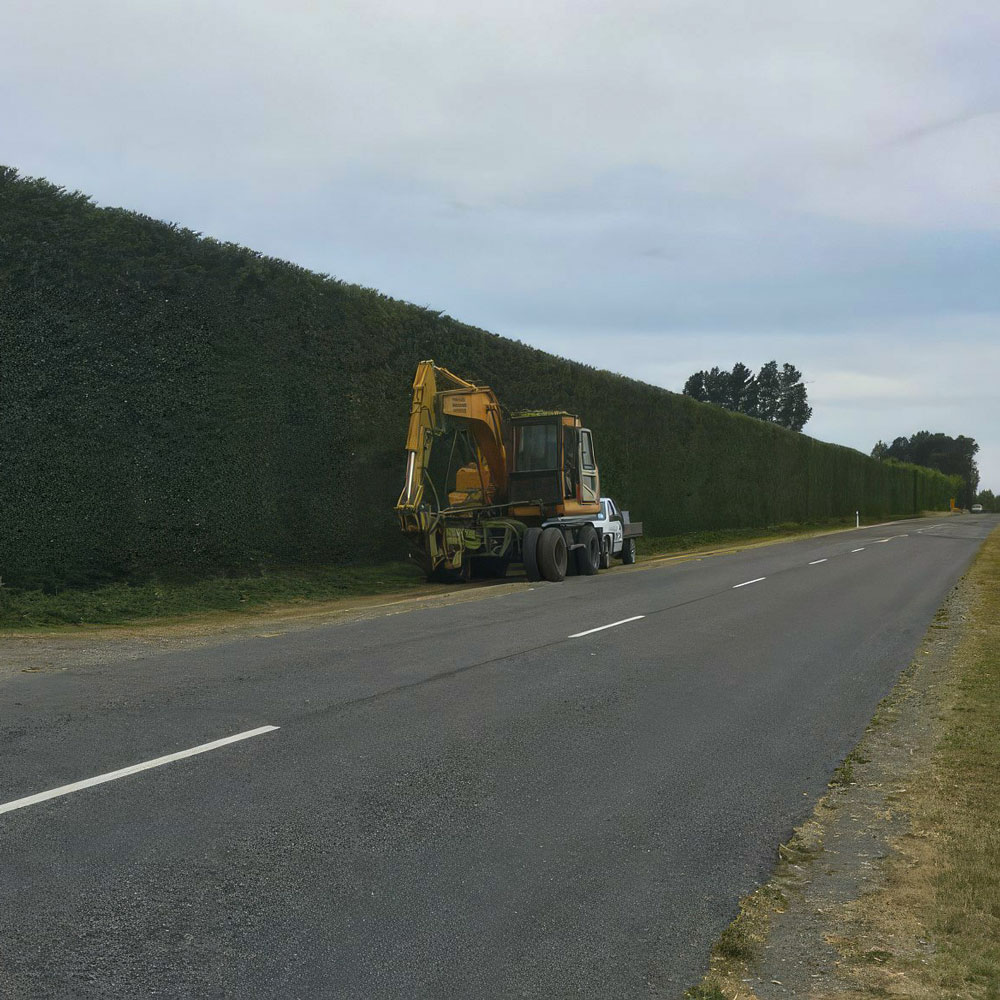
[732,577,766,589]
[808,559,828,565]
[569,616,645,638]
[852,547,865,552]
[0,725,280,816]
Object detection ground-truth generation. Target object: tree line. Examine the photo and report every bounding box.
[871,432,980,509]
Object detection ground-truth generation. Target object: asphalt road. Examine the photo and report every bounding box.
[2,515,996,999]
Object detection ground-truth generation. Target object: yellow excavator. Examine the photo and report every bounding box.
[396,361,641,582]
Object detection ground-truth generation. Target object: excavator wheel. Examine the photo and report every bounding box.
[575,524,601,575]
[523,527,543,582]
[538,527,568,583]
[471,555,510,579]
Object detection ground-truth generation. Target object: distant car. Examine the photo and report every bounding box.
[971,504,984,512]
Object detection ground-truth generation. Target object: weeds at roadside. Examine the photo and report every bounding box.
[685,983,728,1000]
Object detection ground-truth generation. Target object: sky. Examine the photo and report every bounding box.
[4,0,999,490]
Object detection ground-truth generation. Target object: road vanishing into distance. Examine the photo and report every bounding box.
[2,514,997,999]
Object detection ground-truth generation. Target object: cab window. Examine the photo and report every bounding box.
[514,423,558,471]
[580,430,596,470]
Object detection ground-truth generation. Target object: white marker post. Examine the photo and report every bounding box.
[856,510,860,528]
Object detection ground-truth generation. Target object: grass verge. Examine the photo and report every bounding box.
[0,562,426,629]
[839,523,1000,997]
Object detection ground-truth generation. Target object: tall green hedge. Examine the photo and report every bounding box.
[0,168,960,590]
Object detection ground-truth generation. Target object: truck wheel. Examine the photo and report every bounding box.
[599,536,611,570]
[523,527,543,582]
[575,524,601,575]
[538,526,568,582]
[621,536,636,565]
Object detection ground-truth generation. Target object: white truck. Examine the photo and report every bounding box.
[543,496,642,574]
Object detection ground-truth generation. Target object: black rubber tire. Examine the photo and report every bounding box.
[621,536,636,565]
[575,524,601,575]
[538,526,568,582]
[428,565,464,583]
[470,555,509,579]
[523,527,543,582]
[599,536,611,570]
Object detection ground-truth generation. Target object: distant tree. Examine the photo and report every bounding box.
[870,440,890,461]
[681,360,812,431]
[682,371,707,403]
[752,361,782,423]
[728,361,756,413]
[702,366,732,407]
[880,431,980,508]
[776,363,812,432]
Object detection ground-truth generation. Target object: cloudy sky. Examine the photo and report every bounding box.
[5,0,999,489]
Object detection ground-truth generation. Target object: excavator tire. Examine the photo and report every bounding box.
[575,524,600,575]
[538,527,568,583]
[523,527,543,582]
[471,555,509,579]
[428,565,464,583]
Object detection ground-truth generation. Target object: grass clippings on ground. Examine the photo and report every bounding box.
[0,561,426,629]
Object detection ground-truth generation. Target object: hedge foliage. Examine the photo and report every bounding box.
[0,167,961,590]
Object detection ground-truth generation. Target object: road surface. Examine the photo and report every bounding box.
[2,515,996,998]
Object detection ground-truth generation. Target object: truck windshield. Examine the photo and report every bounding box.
[515,423,558,471]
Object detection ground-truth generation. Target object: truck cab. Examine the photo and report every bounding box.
[587,497,640,567]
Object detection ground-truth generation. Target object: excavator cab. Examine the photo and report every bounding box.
[508,413,600,519]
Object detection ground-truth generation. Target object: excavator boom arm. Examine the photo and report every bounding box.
[396,361,508,513]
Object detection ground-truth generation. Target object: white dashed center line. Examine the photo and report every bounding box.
[569,616,645,638]
[732,577,766,589]
[0,725,280,816]
[851,547,865,552]
[808,559,828,565]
